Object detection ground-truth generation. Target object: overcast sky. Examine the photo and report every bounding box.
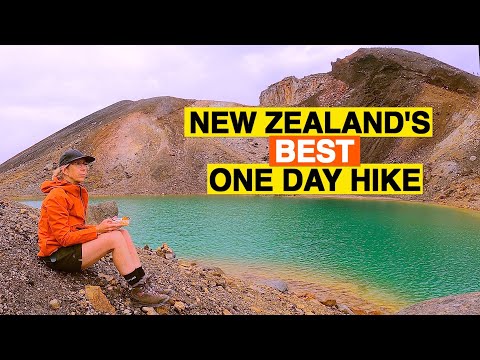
[0,45,478,165]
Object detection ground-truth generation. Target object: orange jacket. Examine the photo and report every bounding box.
[37,177,98,257]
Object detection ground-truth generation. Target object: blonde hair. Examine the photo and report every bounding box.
[52,165,68,180]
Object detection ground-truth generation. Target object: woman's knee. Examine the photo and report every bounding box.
[119,229,134,243]
[119,229,130,237]
[102,230,127,247]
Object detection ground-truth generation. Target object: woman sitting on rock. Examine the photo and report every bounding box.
[37,148,172,306]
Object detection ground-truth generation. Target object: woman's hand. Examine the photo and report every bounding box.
[95,218,124,234]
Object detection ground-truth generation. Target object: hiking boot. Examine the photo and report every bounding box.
[143,274,175,296]
[130,278,170,306]
[157,288,174,296]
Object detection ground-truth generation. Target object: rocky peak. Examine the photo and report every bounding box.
[259,73,345,107]
[259,47,479,109]
[331,47,479,101]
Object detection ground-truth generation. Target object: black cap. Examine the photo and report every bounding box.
[58,149,95,167]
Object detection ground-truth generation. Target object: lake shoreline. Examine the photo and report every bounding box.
[187,257,405,314]
[11,193,480,213]
[15,193,480,222]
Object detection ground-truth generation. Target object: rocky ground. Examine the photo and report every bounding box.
[0,198,357,316]
[4,197,480,315]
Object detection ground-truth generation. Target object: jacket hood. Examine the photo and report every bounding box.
[40,177,84,196]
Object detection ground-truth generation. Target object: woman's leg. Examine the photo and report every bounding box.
[81,230,138,275]
[82,229,172,305]
[118,229,141,269]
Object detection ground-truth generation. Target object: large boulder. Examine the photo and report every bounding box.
[86,201,118,225]
[397,291,480,315]
[259,279,289,293]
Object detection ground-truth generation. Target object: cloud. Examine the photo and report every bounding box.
[0,105,87,164]
[240,45,364,76]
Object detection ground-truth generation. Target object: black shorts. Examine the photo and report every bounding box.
[40,244,83,272]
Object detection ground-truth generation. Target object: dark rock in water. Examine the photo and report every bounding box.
[260,279,289,293]
[396,291,480,315]
[86,201,118,225]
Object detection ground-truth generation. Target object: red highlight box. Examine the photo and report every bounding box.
[269,136,360,166]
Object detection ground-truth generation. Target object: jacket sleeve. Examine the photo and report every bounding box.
[44,192,98,246]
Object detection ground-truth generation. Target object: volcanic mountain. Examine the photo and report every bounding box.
[1,47,479,211]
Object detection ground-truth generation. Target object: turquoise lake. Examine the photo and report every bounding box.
[23,195,480,311]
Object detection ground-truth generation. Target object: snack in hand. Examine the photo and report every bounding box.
[113,216,130,226]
